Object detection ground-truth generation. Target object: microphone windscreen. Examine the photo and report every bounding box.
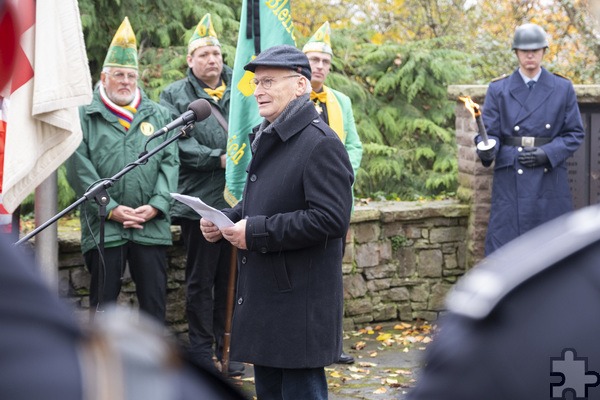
[187,99,212,122]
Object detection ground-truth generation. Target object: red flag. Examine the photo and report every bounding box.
[1,0,92,213]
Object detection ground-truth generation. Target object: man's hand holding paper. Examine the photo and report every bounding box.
[170,193,234,229]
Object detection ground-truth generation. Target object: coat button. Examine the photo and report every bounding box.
[237,297,243,305]
[241,256,247,264]
[517,169,523,175]
[544,168,548,173]
[517,147,523,152]
[514,126,520,132]
[260,247,267,253]
[250,174,257,182]
[545,124,551,129]
[313,119,320,124]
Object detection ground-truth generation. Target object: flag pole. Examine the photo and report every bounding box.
[221,245,238,377]
[34,171,59,287]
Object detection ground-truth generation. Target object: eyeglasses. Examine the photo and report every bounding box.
[307,57,331,67]
[107,71,138,82]
[250,75,301,90]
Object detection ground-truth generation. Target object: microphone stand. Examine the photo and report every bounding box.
[15,122,194,314]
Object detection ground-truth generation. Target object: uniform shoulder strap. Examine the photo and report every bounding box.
[490,74,509,82]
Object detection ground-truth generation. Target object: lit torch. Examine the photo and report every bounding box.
[459,96,496,151]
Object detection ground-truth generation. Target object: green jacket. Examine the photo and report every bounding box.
[66,88,179,254]
[323,86,363,176]
[159,66,232,220]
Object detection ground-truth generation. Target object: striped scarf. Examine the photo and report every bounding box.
[99,85,141,131]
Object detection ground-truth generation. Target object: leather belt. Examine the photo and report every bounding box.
[502,136,552,147]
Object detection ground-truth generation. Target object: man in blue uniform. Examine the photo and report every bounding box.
[476,23,584,255]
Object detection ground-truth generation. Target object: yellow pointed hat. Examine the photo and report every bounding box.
[103,17,138,70]
[188,13,220,55]
[302,21,333,56]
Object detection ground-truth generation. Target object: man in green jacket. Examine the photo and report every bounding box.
[159,14,243,376]
[303,21,363,365]
[66,17,178,323]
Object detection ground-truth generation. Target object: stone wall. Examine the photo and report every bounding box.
[57,199,469,331]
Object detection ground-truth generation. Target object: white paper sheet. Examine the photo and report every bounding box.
[170,193,234,229]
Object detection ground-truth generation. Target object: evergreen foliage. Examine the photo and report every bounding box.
[330,32,472,199]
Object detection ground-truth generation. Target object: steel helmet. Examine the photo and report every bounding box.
[512,23,549,50]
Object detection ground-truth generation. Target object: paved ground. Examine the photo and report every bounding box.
[228,322,432,399]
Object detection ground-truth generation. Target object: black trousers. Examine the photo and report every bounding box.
[84,242,168,322]
[253,365,328,400]
[180,219,232,366]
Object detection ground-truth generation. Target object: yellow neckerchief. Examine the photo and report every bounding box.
[310,90,328,103]
[321,86,345,142]
[204,82,226,101]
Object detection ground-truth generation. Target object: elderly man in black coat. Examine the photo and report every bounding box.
[201,44,354,400]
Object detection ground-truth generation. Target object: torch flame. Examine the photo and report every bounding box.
[459,96,482,118]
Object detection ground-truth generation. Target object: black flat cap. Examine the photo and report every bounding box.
[244,44,312,80]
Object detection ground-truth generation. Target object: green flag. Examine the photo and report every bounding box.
[224,0,296,206]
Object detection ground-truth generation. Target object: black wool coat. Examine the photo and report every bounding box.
[223,100,354,369]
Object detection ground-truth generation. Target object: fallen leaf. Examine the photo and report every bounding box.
[376,333,392,342]
[369,351,378,357]
[350,374,364,379]
[396,369,412,375]
[403,347,410,353]
[330,371,342,378]
[373,387,387,394]
[353,341,367,350]
[358,361,377,367]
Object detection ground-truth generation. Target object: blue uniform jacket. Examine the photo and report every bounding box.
[480,67,584,255]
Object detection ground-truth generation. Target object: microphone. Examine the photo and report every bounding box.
[148,98,212,140]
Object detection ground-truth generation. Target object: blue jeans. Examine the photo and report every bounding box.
[253,365,328,400]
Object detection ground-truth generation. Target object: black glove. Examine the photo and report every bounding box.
[476,147,497,167]
[518,147,549,167]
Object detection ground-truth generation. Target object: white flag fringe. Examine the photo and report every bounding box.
[2,0,92,213]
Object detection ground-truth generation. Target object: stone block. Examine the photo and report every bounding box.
[404,226,422,239]
[355,242,381,268]
[366,278,392,292]
[59,252,84,268]
[382,222,405,237]
[428,282,453,311]
[58,269,71,297]
[345,298,374,316]
[417,249,443,277]
[381,287,410,302]
[353,314,374,325]
[71,267,90,290]
[354,222,381,243]
[409,285,429,302]
[373,303,398,321]
[444,253,458,269]
[396,248,417,277]
[413,311,439,322]
[380,240,392,261]
[364,263,396,280]
[430,226,466,243]
[398,303,413,321]
[343,318,355,331]
[343,274,368,299]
